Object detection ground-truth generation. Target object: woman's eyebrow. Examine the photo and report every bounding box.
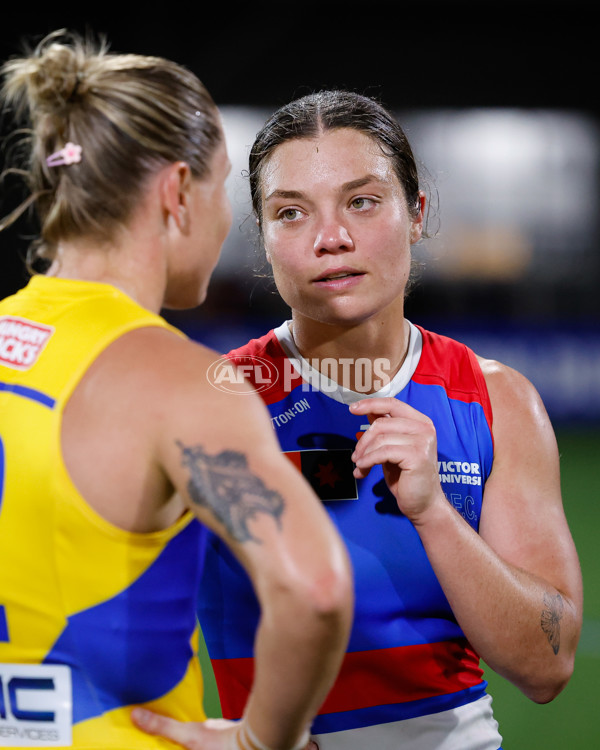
[340,175,380,193]
[265,188,305,202]
[265,175,384,203]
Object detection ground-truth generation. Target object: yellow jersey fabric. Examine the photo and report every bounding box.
[0,276,207,748]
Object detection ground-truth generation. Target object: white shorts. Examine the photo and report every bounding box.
[311,694,503,750]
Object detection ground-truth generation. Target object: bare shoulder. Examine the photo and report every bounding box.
[477,353,533,395]
[63,324,279,532]
[474,352,561,521]
[96,324,274,437]
[475,354,551,430]
[93,324,254,396]
[474,353,561,534]
[99,325,225,383]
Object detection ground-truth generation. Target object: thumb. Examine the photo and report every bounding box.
[131,708,204,748]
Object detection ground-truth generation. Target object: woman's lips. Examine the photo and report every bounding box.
[312,268,365,289]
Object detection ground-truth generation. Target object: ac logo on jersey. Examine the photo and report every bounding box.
[0,663,72,746]
[0,317,54,371]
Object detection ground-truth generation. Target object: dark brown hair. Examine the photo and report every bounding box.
[248,90,421,229]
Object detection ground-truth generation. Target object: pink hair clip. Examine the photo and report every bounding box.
[46,142,82,167]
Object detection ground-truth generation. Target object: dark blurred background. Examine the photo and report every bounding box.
[2,0,599,425]
[1,3,599,748]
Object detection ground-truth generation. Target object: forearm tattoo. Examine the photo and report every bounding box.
[177,441,284,543]
[540,592,564,655]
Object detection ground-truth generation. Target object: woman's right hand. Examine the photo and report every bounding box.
[131,709,320,750]
[131,709,239,749]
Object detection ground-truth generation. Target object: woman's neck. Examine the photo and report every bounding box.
[50,234,165,314]
[289,312,411,393]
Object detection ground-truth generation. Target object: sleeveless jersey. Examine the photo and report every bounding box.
[0,276,207,748]
[197,321,503,750]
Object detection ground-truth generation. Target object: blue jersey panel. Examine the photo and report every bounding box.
[45,520,206,723]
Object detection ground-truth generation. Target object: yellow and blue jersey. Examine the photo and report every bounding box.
[0,276,207,748]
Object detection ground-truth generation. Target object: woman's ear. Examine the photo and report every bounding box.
[410,190,426,244]
[160,161,192,232]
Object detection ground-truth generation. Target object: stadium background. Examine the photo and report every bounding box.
[1,2,598,747]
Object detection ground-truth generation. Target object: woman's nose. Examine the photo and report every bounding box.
[313,221,354,255]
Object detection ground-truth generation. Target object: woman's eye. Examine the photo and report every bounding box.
[351,197,373,210]
[280,208,301,221]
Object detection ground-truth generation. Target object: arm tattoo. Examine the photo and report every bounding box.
[540,592,564,655]
[177,440,284,544]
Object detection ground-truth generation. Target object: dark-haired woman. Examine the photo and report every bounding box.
[148,90,582,750]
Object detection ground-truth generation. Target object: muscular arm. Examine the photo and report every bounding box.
[350,361,582,703]
[465,359,582,699]
[154,332,354,748]
[63,327,353,749]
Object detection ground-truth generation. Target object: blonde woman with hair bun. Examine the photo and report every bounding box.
[0,30,353,750]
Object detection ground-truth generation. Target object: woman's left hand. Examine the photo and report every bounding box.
[349,397,445,523]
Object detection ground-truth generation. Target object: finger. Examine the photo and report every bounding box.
[353,420,425,466]
[352,436,410,478]
[131,708,203,747]
[350,397,431,424]
[203,718,238,730]
[355,417,422,444]
[353,462,371,479]
[354,444,412,472]
[354,439,410,466]
[352,419,411,477]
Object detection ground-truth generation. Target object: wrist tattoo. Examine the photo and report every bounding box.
[540,592,564,655]
[177,441,284,543]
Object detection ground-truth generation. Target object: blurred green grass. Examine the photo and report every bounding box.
[198,428,600,747]
[484,427,600,748]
